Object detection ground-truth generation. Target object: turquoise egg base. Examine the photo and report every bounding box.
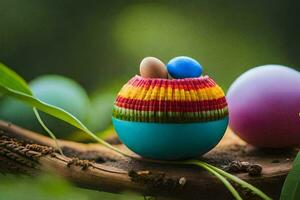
[112,117,229,160]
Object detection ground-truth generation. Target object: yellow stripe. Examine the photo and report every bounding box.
[118,84,225,101]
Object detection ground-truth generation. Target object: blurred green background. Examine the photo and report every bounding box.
[0,0,299,199]
[0,174,144,200]
[1,0,299,91]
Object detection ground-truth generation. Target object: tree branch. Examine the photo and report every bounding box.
[0,120,296,199]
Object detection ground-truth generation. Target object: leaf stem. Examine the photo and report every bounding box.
[33,108,64,156]
[186,160,242,200]
[206,163,272,200]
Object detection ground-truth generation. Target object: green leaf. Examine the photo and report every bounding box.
[280,151,300,200]
[0,63,90,135]
[0,66,127,156]
[0,63,32,95]
[0,63,63,153]
[0,86,88,131]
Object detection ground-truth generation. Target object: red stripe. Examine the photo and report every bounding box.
[115,96,227,112]
[127,75,217,90]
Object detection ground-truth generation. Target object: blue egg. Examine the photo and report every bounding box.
[167,56,202,79]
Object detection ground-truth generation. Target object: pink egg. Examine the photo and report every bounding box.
[227,65,300,148]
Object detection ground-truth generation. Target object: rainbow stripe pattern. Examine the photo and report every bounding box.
[113,75,228,123]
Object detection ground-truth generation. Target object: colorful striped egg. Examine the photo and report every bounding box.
[112,75,228,160]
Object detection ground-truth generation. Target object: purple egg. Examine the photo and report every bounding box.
[227,65,300,148]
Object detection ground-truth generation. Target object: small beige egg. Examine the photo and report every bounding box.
[139,57,168,79]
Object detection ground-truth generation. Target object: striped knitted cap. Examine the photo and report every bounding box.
[113,75,228,123]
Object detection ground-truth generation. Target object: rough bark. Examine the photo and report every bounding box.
[0,120,296,200]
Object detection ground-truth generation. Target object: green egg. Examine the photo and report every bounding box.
[0,75,90,138]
